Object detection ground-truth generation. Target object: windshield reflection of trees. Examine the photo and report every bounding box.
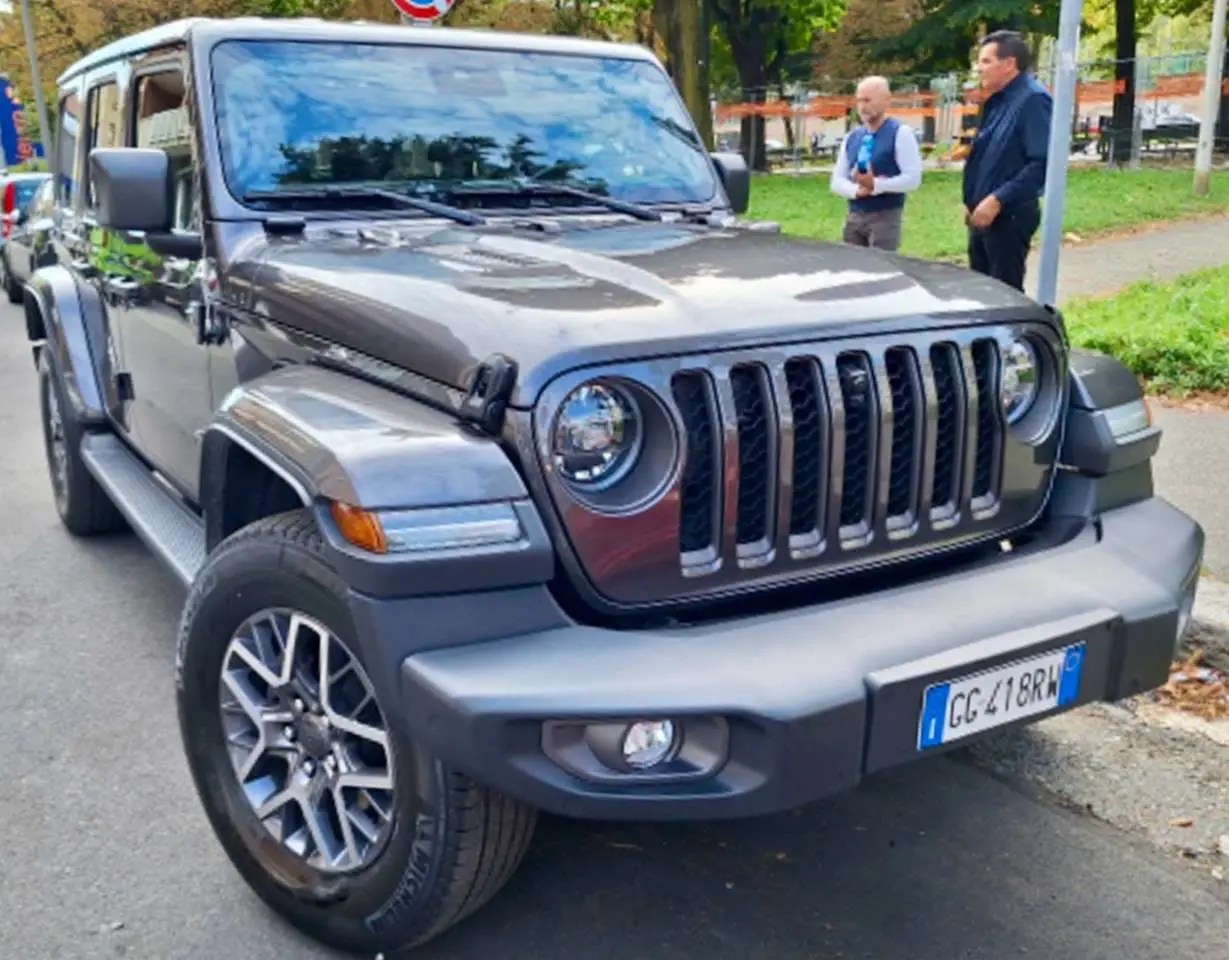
[276,132,599,193]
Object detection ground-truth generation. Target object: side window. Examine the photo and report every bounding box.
[84,80,122,210]
[134,71,196,232]
[55,91,83,206]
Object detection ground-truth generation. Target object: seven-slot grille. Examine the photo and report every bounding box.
[670,338,1005,575]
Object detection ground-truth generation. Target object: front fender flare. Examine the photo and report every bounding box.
[25,266,109,425]
[200,364,554,596]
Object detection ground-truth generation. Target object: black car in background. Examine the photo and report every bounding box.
[0,175,55,303]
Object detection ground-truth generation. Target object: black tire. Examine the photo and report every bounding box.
[37,350,127,536]
[175,509,538,957]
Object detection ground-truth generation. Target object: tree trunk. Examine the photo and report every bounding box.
[652,0,714,149]
[1108,0,1136,167]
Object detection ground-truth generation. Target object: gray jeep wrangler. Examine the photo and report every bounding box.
[26,15,1203,957]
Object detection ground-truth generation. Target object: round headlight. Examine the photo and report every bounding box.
[551,382,641,487]
[1001,339,1040,425]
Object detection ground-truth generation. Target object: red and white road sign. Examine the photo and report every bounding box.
[391,0,457,21]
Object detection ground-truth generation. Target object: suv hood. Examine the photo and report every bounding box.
[243,218,1043,407]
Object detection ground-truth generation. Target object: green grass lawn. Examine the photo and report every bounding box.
[1064,263,1229,396]
[747,167,1229,262]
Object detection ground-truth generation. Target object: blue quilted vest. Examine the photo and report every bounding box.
[844,117,906,213]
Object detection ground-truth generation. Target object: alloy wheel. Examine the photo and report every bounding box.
[218,609,396,874]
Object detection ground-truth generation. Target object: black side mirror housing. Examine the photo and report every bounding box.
[89,147,171,232]
[710,152,750,215]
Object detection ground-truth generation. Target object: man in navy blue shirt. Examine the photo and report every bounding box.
[963,31,1053,291]
[831,76,923,251]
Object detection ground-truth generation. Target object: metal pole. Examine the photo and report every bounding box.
[18,0,55,177]
[1034,0,1082,309]
[1194,0,1228,196]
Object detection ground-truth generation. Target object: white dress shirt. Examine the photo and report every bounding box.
[830,122,924,200]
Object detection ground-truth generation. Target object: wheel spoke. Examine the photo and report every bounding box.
[222,671,265,727]
[229,641,284,690]
[338,769,394,793]
[236,735,268,782]
[256,786,296,820]
[300,796,338,867]
[333,787,364,867]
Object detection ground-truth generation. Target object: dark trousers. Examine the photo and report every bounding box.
[967,200,1041,292]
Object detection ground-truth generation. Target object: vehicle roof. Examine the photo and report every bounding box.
[58,16,659,86]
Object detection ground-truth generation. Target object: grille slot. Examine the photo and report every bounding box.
[670,339,1011,571]
[729,365,775,548]
[671,371,720,562]
[928,343,964,524]
[885,347,922,524]
[784,358,827,546]
[970,339,1003,506]
[836,352,877,539]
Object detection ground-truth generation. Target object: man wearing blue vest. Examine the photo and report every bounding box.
[830,76,923,252]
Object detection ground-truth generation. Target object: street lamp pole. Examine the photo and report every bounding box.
[18,0,55,177]
[1194,0,1228,196]
[1034,0,1083,309]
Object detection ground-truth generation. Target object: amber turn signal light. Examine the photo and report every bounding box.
[330,501,388,555]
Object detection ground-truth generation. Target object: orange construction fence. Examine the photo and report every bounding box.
[714,72,1228,124]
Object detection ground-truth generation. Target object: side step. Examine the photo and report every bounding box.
[79,433,206,589]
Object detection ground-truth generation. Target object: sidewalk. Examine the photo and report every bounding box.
[1032,214,1229,305]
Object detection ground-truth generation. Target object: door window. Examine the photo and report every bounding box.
[134,71,197,232]
[84,80,122,210]
[55,91,83,206]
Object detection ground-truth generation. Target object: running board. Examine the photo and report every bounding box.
[79,433,206,588]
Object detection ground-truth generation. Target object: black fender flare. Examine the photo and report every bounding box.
[25,265,109,426]
[198,363,553,594]
[1061,347,1161,477]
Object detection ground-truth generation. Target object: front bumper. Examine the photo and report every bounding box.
[395,495,1202,821]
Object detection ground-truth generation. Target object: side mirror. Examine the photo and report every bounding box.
[89,147,171,232]
[710,152,750,215]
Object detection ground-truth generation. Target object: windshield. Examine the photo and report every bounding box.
[209,39,719,210]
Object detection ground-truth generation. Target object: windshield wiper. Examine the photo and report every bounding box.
[446,181,662,222]
[241,185,487,226]
[649,114,706,154]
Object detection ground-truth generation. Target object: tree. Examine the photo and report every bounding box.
[653,0,715,147]
[872,0,1059,75]
[811,0,925,84]
[709,0,849,170]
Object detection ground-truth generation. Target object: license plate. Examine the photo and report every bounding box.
[917,643,1085,750]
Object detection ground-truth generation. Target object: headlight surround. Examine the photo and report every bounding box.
[551,381,642,488]
[1001,338,1040,425]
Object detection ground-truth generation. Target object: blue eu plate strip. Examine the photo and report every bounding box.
[1058,644,1085,706]
[917,683,951,750]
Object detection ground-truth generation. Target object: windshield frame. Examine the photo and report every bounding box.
[195,28,726,223]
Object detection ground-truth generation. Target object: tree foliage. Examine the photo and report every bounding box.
[811,0,924,84]
[871,0,1059,74]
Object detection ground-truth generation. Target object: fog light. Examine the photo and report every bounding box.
[622,720,678,769]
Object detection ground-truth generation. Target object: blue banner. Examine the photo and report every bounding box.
[0,75,45,168]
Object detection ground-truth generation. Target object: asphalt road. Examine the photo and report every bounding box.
[3,304,1229,960]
